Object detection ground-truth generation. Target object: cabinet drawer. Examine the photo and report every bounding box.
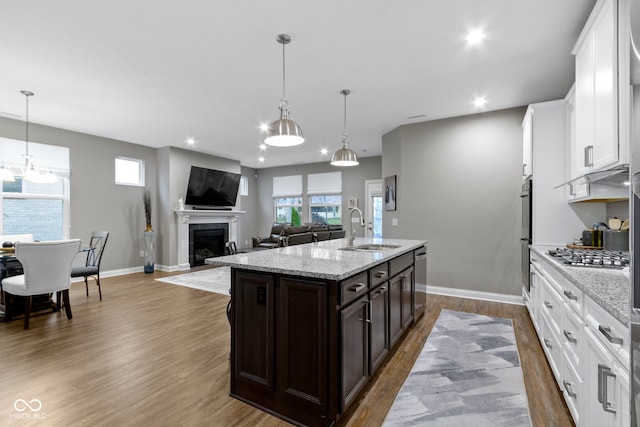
[562,279,583,315]
[389,252,413,278]
[562,306,583,369]
[541,276,563,337]
[561,350,582,425]
[339,271,369,307]
[584,295,629,365]
[534,256,563,294]
[540,311,562,382]
[369,262,389,289]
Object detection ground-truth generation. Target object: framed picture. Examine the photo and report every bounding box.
[384,175,396,211]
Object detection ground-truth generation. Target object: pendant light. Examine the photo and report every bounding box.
[331,89,359,166]
[16,91,56,184]
[265,34,304,147]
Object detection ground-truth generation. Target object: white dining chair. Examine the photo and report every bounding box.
[2,239,81,329]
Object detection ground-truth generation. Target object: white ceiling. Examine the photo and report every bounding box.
[0,0,596,169]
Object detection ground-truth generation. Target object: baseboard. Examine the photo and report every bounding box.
[426,284,524,306]
[70,264,178,284]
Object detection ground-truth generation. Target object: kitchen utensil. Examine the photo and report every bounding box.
[603,229,629,251]
[621,219,630,230]
[593,221,610,229]
[608,217,622,230]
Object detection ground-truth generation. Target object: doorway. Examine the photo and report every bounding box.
[365,180,383,238]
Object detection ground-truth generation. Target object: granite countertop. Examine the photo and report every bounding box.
[206,237,426,281]
[531,246,630,326]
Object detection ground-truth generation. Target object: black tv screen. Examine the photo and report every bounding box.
[184,166,241,207]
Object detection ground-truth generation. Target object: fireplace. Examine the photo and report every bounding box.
[189,223,228,267]
[175,209,243,271]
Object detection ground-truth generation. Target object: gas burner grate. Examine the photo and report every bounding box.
[547,247,629,269]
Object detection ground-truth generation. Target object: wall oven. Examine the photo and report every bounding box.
[520,178,532,293]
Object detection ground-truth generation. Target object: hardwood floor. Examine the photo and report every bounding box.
[0,269,572,426]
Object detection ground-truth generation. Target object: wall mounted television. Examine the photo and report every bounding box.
[184,166,241,208]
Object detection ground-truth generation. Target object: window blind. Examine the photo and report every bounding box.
[307,172,342,195]
[272,175,302,197]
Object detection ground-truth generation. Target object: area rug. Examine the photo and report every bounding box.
[155,267,230,296]
[383,309,531,426]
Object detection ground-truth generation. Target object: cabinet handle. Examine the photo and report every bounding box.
[569,182,576,196]
[598,364,617,414]
[563,330,577,343]
[598,325,623,345]
[349,283,367,293]
[563,290,578,301]
[544,300,553,309]
[359,300,371,324]
[584,145,594,167]
[375,270,387,278]
[522,164,526,176]
[543,338,552,349]
[563,380,577,398]
[375,287,387,296]
[531,258,538,263]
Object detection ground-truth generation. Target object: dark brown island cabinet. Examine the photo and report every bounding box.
[230,249,418,427]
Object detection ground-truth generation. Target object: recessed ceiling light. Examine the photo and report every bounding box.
[259,144,267,150]
[258,156,265,163]
[473,97,487,108]
[320,148,329,155]
[259,123,269,132]
[186,137,196,145]
[466,30,485,45]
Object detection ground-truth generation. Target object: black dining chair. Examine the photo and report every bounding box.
[71,231,109,300]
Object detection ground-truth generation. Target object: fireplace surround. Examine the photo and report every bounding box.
[175,209,244,270]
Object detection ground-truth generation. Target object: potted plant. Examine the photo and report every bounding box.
[143,190,155,273]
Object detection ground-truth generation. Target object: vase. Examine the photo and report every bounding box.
[144,230,155,273]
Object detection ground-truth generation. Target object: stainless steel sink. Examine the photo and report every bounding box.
[339,244,402,252]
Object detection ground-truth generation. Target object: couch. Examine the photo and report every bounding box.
[252,223,345,248]
[252,223,291,249]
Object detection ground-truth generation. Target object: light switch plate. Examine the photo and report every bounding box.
[348,197,358,208]
[392,218,398,226]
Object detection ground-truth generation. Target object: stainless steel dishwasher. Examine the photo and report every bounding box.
[414,245,427,320]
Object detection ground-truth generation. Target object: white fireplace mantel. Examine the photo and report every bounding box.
[175,209,245,270]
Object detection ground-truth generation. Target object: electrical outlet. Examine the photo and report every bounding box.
[140,250,145,257]
[392,218,398,226]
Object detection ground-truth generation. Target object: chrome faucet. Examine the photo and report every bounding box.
[348,207,366,246]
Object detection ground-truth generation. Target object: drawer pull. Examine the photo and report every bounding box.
[563,290,578,301]
[563,330,577,343]
[544,300,553,309]
[543,338,552,349]
[598,325,623,345]
[349,283,367,293]
[563,380,577,398]
[375,270,387,278]
[375,287,387,295]
[598,364,617,414]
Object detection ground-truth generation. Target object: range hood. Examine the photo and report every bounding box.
[555,164,630,189]
[582,164,630,186]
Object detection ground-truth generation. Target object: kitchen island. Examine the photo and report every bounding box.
[207,237,426,427]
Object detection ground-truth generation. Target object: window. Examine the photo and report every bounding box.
[307,172,342,225]
[0,137,70,240]
[239,175,248,196]
[309,195,341,225]
[273,175,302,224]
[115,157,145,186]
[275,197,303,224]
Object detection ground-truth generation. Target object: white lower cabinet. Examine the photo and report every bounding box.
[584,326,629,427]
[529,253,629,426]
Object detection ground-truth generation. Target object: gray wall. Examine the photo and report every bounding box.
[157,146,242,267]
[0,116,158,273]
[254,157,382,239]
[382,107,526,296]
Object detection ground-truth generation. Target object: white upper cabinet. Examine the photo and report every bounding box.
[522,108,533,180]
[572,0,622,175]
